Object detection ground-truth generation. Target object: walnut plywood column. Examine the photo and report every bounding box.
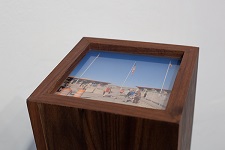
[27,37,198,150]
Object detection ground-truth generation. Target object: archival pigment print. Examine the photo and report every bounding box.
[55,50,181,110]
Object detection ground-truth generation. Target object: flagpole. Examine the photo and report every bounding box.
[74,53,100,84]
[120,61,136,90]
[160,61,171,93]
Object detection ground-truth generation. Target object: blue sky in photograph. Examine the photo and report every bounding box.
[69,50,181,90]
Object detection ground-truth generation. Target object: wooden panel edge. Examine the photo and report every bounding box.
[167,48,198,118]
[30,94,179,124]
[27,99,48,150]
[177,49,198,150]
[84,37,198,51]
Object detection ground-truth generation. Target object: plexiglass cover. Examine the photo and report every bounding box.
[55,50,181,110]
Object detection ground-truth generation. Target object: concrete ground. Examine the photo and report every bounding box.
[77,92,166,110]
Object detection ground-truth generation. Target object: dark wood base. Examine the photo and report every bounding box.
[27,37,198,150]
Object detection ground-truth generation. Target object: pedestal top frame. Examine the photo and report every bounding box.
[28,37,198,123]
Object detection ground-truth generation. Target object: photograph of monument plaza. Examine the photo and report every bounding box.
[55,50,181,110]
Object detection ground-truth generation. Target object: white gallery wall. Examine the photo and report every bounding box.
[0,0,225,149]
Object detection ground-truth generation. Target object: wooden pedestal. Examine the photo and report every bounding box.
[27,37,198,150]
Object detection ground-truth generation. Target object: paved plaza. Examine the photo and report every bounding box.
[69,91,168,110]
[56,78,170,110]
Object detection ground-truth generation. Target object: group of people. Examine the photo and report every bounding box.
[103,87,112,97]
[102,86,142,104]
[102,86,150,104]
[125,89,142,103]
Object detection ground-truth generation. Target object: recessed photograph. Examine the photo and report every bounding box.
[55,50,181,110]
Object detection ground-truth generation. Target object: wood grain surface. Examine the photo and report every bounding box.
[27,37,199,150]
[38,103,178,150]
